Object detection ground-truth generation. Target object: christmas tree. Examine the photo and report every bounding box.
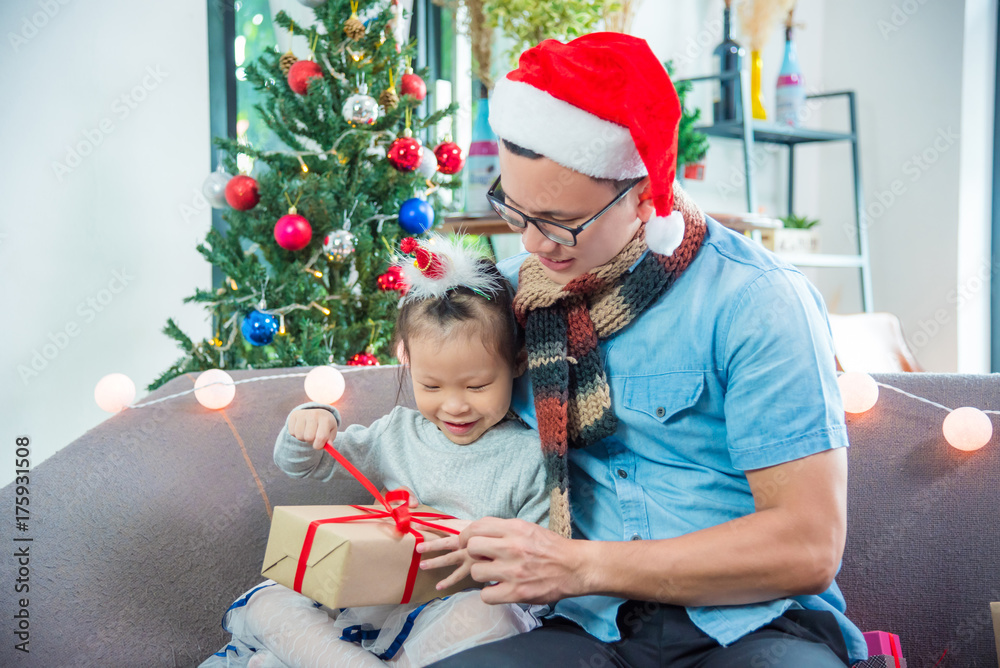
[152,0,462,390]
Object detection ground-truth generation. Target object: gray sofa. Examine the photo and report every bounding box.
[2,367,998,667]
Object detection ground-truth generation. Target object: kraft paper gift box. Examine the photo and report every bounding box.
[261,504,480,609]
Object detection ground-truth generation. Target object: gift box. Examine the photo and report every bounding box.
[261,503,480,609]
[853,631,905,668]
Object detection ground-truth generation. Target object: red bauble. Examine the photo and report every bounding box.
[433,141,465,175]
[347,351,380,366]
[377,265,405,292]
[287,60,324,95]
[274,213,313,251]
[400,72,426,101]
[387,137,422,171]
[224,175,260,210]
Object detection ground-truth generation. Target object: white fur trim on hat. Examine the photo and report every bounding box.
[489,77,647,181]
[645,210,685,256]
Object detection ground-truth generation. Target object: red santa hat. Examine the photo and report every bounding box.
[489,32,686,256]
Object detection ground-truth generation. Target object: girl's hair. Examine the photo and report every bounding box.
[501,138,635,195]
[394,258,523,367]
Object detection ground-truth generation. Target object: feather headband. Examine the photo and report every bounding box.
[396,234,503,303]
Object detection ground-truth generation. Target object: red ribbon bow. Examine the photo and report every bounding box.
[292,444,460,604]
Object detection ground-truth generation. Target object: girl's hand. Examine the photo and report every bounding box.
[287,408,339,450]
[417,520,473,590]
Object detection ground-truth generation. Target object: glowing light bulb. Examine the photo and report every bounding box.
[194,369,236,409]
[94,373,136,413]
[837,372,879,414]
[304,366,346,404]
[943,407,992,451]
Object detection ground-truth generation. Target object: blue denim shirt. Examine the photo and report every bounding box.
[498,217,867,664]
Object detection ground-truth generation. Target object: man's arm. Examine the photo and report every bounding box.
[453,447,847,606]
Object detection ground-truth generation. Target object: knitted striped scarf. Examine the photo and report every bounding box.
[512,185,707,538]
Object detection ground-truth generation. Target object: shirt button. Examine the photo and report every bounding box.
[630,533,642,541]
[617,469,628,479]
[655,406,666,418]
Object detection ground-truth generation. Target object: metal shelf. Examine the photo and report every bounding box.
[676,72,873,311]
[696,120,855,145]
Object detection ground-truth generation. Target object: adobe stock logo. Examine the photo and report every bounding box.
[50,65,169,182]
[17,268,134,385]
[7,0,73,52]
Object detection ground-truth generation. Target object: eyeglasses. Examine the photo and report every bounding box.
[485,176,643,247]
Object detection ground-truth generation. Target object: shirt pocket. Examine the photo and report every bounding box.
[621,371,706,424]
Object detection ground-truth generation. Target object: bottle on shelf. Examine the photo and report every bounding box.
[464,83,500,214]
[775,11,806,127]
[712,0,745,123]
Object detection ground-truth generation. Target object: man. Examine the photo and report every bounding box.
[420,32,865,667]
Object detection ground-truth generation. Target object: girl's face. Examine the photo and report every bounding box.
[496,144,653,285]
[407,328,514,445]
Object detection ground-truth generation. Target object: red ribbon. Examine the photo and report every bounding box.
[292,444,460,604]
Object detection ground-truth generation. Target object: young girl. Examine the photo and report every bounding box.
[202,236,552,668]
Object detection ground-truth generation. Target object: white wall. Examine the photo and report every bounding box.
[1,0,213,487]
[817,0,994,372]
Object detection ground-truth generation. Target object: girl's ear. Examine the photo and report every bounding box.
[513,348,528,378]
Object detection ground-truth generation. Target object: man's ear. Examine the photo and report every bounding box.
[513,348,528,378]
[636,177,656,223]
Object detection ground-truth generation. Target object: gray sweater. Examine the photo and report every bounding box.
[275,403,550,527]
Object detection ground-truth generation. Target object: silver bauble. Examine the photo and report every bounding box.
[202,165,232,209]
[342,84,380,127]
[323,229,357,262]
[417,146,438,179]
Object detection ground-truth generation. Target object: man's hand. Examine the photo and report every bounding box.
[416,519,473,590]
[287,408,338,450]
[434,517,588,605]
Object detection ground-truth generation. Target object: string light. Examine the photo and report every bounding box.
[304,366,347,404]
[296,155,309,174]
[94,373,136,413]
[227,277,239,291]
[278,314,286,335]
[97,364,996,455]
[303,267,324,279]
[311,301,331,316]
[837,372,879,414]
[942,407,993,452]
[840,374,997,453]
[95,369,376,415]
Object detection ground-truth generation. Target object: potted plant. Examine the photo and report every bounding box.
[773,212,819,253]
[434,0,616,89]
[667,61,710,182]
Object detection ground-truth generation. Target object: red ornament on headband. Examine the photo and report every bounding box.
[401,237,445,279]
[394,234,502,304]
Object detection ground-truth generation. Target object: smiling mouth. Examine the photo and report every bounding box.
[539,256,573,269]
[443,420,478,435]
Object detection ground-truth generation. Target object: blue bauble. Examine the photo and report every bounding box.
[398,198,435,234]
[241,309,279,346]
